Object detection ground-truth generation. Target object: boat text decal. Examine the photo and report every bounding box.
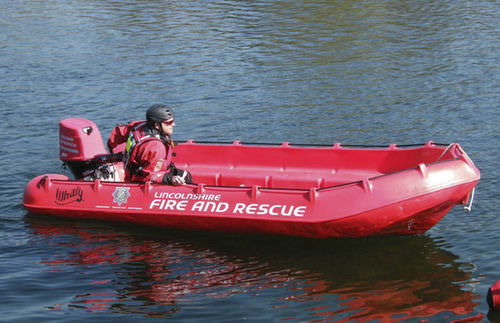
[55,187,84,205]
[113,187,131,206]
[149,192,307,217]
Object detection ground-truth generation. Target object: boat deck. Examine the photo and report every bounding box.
[173,141,450,190]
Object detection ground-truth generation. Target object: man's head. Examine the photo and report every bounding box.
[146,104,175,136]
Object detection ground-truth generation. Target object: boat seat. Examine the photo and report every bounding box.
[186,165,382,189]
[190,168,326,189]
[188,167,271,187]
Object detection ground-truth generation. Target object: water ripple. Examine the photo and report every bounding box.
[1,0,499,321]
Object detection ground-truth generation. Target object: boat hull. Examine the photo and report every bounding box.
[24,155,479,238]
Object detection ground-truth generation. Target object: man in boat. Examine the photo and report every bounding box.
[107,104,192,185]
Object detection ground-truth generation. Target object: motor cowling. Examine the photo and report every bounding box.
[59,118,107,162]
[59,118,122,181]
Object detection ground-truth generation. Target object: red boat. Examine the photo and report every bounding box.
[23,118,480,238]
[488,280,500,312]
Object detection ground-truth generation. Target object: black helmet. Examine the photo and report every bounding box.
[146,104,174,124]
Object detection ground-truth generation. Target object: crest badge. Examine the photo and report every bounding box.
[112,187,130,206]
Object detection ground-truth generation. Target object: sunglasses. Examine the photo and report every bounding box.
[162,119,175,126]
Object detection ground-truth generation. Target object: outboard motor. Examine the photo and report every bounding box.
[59,118,123,181]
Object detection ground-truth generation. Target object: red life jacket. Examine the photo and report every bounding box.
[108,121,174,182]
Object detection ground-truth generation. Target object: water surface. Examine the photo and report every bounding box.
[1,0,499,321]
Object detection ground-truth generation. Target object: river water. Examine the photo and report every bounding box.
[1,0,499,322]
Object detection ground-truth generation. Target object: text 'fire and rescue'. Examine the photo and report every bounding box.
[150,192,306,217]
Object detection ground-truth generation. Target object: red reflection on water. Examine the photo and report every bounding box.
[72,293,118,311]
[29,218,480,321]
[309,280,480,322]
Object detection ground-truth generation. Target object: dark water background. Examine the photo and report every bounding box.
[1,0,499,321]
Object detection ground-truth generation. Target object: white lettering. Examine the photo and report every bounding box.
[176,200,188,211]
[150,198,307,217]
[294,206,306,217]
[269,205,281,216]
[152,193,222,201]
[257,204,269,215]
[203,202,217,212]
[164,200,177,210]
[149,199,162,209]
[216,202,229,213]
[281,205,293,216]
[246,203,258,214]
[192,201,205,211]
[233,203,246,214]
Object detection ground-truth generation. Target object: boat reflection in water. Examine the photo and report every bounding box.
[26,215,482,322]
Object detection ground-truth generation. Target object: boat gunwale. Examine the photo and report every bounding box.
[45,149,473,193]
[175,140,451,149]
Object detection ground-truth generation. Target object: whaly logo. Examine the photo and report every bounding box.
[55,187,84,205]
[112,187,130,206]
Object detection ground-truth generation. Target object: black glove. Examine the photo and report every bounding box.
[162,168,193,185]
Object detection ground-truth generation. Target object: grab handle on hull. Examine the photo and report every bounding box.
[463,187,476,213]
[436,143,455,161]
